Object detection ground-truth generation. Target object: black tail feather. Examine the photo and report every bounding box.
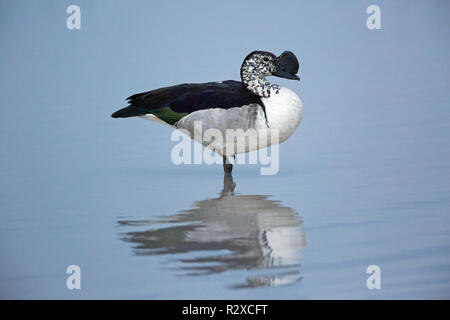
[111,106,144,118]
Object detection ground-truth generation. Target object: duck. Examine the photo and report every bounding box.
[111,50,303,173]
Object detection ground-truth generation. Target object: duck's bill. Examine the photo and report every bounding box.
[272,70,300,81]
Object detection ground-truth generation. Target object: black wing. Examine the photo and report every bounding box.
[111,80,265,124]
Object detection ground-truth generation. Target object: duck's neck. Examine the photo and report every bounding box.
[240,62,280,98]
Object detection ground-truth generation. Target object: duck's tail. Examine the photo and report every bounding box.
[111,106,144,118]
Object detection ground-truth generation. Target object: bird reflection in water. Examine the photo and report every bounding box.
[118,173,306,289]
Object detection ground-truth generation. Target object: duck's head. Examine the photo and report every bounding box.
[241,50,300,82]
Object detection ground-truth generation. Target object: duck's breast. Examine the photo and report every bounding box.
[262,87,303,143]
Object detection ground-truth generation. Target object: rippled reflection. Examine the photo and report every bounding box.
[118,173,306,289]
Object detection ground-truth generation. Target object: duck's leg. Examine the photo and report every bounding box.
[223,156,233,174]
[222,172,236,194]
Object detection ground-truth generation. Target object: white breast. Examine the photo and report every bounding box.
[262,87,303,143]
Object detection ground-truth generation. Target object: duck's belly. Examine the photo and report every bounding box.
[175,87,303,156]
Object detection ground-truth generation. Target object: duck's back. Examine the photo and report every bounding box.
[111,80,264,126]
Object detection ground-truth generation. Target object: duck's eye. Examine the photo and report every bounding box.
[263,57,269,62]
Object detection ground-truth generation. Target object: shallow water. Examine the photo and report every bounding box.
[1,1,449,299]
[118,174,306,290]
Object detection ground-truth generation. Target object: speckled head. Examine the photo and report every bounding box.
[240,50,300,98]
[240,51,277,80]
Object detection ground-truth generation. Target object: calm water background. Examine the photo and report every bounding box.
[0,0,449,299]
